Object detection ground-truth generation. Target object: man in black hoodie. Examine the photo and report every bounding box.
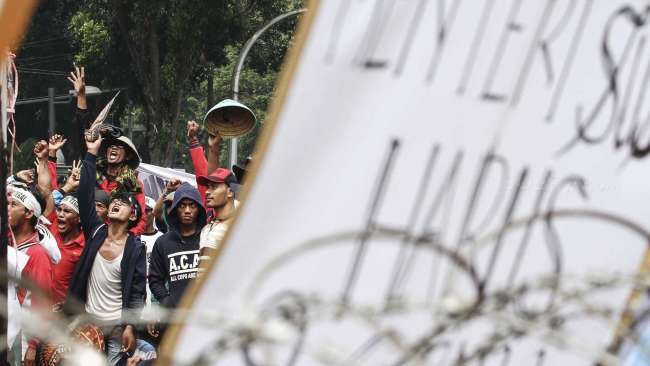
[148,182,206,319]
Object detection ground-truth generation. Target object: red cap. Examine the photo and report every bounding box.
[197,168,236,186]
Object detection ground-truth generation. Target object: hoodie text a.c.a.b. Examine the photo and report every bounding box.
[148,183,207,308]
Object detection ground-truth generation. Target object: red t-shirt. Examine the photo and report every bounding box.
[49,225,85,304]
[17,239,54,349]
[16,233,54,306]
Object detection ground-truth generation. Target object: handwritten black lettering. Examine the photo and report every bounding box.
[511,0,559,107]
[340,139,400,305]
[558,6,648,157]
[481,0,525,102]
[385,145,439,305]
[546,0,593,122]
[425,0,465,83]
[457,0,497,94]
[480,168,528,292]
[394,0,430,76]
[354,0,397,69]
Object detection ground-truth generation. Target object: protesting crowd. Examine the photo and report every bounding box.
[5,67,251,366]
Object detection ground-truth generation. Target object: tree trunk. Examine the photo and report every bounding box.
[144,21,162,164]
[161,89,184,167]
[207,66,214,108]
[111,0,161,163]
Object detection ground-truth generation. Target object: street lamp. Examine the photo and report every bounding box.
[69,85,102,97]
[15,85,103,135]
[229,8,306,167]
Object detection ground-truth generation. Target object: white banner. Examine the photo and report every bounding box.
[137,163,196,199]
[169,1,650,365]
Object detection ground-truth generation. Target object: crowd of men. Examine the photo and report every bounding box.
[5,67,247,366]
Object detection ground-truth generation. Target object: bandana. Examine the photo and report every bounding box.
[11,188,41,218]
[60,195,80,215]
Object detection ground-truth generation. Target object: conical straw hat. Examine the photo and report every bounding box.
[203,99,257,138]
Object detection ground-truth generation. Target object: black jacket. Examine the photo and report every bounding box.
[148,183,206,308]
[66,153,147,323]
[71,107,92,160]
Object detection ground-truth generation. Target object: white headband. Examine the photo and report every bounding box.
[60,196,80,215]
[11,188,42,218]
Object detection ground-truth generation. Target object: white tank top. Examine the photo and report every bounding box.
[85,250,124,322]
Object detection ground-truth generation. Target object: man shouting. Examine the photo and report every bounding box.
[66,135,150,366]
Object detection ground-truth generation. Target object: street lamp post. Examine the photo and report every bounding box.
[48,87,55,135]
[16,85,104,137]
[229,8,306,167]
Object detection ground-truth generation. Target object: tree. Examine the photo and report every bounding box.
[12,0,302,168]
[12,1,79,152]
[67,0,302,166]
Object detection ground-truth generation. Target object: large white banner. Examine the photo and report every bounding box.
[137,163,197,199]
[168,1,650,365]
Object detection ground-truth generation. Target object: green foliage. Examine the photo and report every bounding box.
[12,138,37,172]
[68,11,111,65]
[168,44,280,169]
[15,0,303,171]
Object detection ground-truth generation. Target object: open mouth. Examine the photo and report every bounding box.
[110,205,121,214]
[108,150,119,160]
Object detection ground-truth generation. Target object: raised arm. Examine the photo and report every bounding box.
[187,121,208,201]
[34,140,54,218]
[152,191,166,221]
[153,178,180,221]
[47,134,67,191]
[58,160,81,196]
[188,120,222,201]
[68,67,91,159]
[207,132,222,175]
[79,136,104,239]
[68,66,87,110]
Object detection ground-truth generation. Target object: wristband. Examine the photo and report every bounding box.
[188,136,201,149]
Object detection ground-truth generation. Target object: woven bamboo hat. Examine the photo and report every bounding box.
[203,99,256,138]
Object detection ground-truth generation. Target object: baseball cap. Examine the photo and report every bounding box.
[196,168,237,187]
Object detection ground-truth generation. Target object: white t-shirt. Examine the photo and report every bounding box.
[85,252,124,322]
[199,200,239,251]
[7,246,28,349]
[199,221,228,251]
